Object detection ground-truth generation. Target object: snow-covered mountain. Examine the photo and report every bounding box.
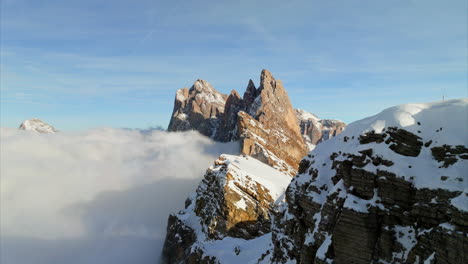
[18,118,57,134]
[161,99,467,264]
[162,154,291,263]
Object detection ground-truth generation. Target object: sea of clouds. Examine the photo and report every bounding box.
[0,127,238,264]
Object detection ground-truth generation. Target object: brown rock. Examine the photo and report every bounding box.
[295,109,346,149]
[167,79,228,138]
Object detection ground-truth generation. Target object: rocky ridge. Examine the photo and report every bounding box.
[161,154,292,263]
[168,69,309,175]
[18,118,57,134]
[295,109,346,150]
[270,99,468,264]
[162,99,468,264]
[167,79,228,138]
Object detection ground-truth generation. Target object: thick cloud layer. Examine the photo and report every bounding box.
[0,127,238,264]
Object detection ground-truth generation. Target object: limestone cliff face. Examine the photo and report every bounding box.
[161,155,292,264]
[161,99,468,264]
[295,109,346,150]
[167,79,228,138]
[168,70,308,174]
[270,100,468,264]
[237,70,308,175]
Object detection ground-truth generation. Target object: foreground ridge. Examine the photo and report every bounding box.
[162,99,468,264]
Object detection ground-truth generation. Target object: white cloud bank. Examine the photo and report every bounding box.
[0,127,238,264]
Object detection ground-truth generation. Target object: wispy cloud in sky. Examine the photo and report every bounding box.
[1,0,466,129]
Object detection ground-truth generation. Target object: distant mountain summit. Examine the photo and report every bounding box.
[167,69,343,174]
[19,118,57,134]
[168,69,309,175]
[295,108,346,150]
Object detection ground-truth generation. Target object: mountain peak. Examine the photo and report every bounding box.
[167,70,308,173]
[192,79,215,93]
[19,118,57,134]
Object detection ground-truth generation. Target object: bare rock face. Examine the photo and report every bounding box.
[167,79,228,138]
[162,99,467,264]
[295,109,346,150]
[238,111,304,176]
[270,100,468,264]
[161,155,292,264]
[168,69,308,174]
[19,118,57,134]
[237,70,308,174]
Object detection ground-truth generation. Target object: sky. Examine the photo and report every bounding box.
[1,0,467,131]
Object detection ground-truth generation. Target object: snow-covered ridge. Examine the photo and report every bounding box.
[341,99,467,146]
[295,108,321,122]
[18,118,57,134]
[310,99,467,192]
[219,154,292,202]
[271,98,468,264]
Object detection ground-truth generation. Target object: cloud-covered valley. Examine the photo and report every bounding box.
[0,128,238,263]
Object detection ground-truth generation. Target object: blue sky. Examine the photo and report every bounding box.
[1,0,466,131]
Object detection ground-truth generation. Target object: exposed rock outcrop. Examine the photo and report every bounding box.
[167,79,228,138]
[295,109,346,150]
[168,70,309,174]
[270,99,468,264]
[18,118,57,133]
[162,99,468,264]
[161,154,292,264]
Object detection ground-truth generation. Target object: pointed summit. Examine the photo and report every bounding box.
[167,80,228,137]
[19,118,57,134]
[243,79,258,111]
[260,68,273,83]
[167,69,308,173]
[192,79,216,93]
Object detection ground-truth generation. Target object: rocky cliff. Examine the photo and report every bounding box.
[167,79,228,138]
[162,99,467,264]
[295,109,346,150]
[18,118,57,133]
[271,99,468,264]
[161,154,292,263]
[168,69,309,174]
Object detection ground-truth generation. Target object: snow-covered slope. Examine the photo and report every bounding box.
[314,99,467,192]
[161,154,292,263]
[271,99,468,263]
[18,118,57,134]
[162,99,467,264]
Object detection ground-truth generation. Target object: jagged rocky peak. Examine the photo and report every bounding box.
[18,118,57,134]
[247,69,303,139]
[236,70,308,175]
[167,69,309,174]
[295,108,346,150]
[167,79,228,138]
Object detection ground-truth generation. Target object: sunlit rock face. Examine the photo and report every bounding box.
[168,69,308,175]
[161,154,292,264]
[167,79,228,138]
[19,118,58,134]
